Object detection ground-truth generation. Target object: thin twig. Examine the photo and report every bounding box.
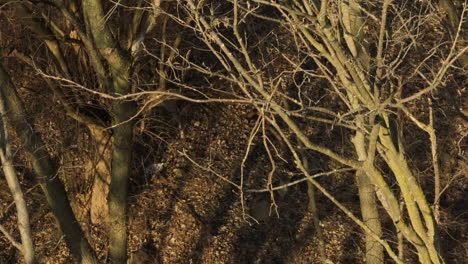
[0,224,23,252]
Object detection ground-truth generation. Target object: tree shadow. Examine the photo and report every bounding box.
[229,183,310,263]
[183,140,267,264]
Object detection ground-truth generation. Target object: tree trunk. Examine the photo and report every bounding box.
[356,171,383,263]
[82,0,137,262]
[107,101,136,263]
[297,142,328,263]
[353,129,383,264]
[0,87,36,264]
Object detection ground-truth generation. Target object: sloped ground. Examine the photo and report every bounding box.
[0,39,466,263]
[0,88,467,264]
[118,103,364,264]
[0,101,363,263]
[1,94,467,263]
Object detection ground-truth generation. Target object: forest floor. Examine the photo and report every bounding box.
[0,100,466,264]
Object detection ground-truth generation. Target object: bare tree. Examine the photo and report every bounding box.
[174,0,466,262]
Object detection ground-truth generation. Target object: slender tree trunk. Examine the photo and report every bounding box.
[0,89,36,264]
[0,64,98,264]
[301,153,327,262]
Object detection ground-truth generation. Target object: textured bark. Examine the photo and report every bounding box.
[0,64,98,264]
[356,171,383,263]
[353,129,383,264]
[107,101,136,264]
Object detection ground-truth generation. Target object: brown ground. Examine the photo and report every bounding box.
[0,101,363,264]
[1,97,466,264]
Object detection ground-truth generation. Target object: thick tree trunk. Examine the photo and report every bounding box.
[82,0,137,262]
[353,129,384,264]
[356,171,383,263]
[107,101,136,263]
[0,64,98,264]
